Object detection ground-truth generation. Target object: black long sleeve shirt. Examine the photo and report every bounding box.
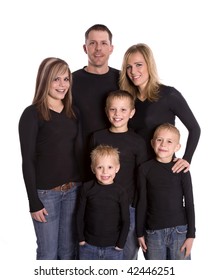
[72,67,120,143]
[90,129,148,206]
[129,85,201,162]
[136,159,195,238]
[72,67,120,180]
[18,105,83,212]
[76,180,130,248]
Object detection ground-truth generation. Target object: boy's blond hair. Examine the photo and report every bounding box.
[153,123,180,140]
[90,144,120,168]
[105,90,135,109]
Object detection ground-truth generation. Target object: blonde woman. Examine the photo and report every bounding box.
[120,43,200,173]
[19,57,83,259]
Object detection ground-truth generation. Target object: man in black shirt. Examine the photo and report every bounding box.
[72,24,120,180]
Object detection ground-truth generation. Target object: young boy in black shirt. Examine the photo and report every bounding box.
[90,90,148,259]
[77,145,130,260]
[136,123,195,260]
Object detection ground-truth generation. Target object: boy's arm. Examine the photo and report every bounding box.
[180,238,194,257]
[182,171,195,238]
[116,191,130,249]
[136,165,148,238]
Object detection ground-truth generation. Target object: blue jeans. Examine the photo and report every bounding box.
[123,206,139,259]
[79,243,123,260]
[144,225,191,260]
[33,184,81,260]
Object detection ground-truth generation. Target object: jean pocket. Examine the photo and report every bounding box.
[37,189,48,196]
[176,225,188,234]
[146,229,156,235]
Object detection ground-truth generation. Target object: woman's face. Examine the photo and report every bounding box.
[126,52,149,91]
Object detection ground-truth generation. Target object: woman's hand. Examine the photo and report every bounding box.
[172,158,190,173]
[138,236,147,252]
[31,208,48,222]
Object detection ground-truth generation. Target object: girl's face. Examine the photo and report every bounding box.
[126,52,149,91]
[151,129,181,163]
[106,97,135,132]
[48,71,70,101]
[92,155,120,185]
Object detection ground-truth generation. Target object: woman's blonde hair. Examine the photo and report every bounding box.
[32,57,75,120]
[119,43,161,101]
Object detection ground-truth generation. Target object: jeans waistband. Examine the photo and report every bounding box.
[51,182,78,191]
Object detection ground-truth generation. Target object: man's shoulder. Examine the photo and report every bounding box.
[72,67,119,75]
[72,68,85,76]
[108,67,120,78]
[109,67,120,73]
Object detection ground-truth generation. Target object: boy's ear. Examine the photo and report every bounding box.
[116,164,120,173]
[175,143,181,153]
[130,108,136,118]
[150,139,154,148]
[91,165,95,174]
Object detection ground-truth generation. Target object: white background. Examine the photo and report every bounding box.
[1,0,207,279]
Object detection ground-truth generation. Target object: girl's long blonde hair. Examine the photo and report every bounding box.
[32,57,75,120]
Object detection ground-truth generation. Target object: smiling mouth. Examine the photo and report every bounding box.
[158,149,168,152]
[132,75,141,80]
[94,53,103,57]
[101,176,110,180]
[56,89,66,93]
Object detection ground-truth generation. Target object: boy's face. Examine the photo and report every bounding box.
[91,155,120,185]
[105,97,135,132]
[151,129,181,163]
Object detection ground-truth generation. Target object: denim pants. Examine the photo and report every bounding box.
[144,225,191,260]
[123,206,139,259]
[33,184,81,260]
[79,243,123,260]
